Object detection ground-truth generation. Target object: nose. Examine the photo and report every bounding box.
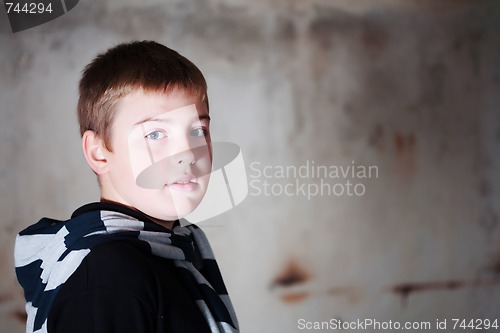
[172,135,197,166]
[177,152,195,165]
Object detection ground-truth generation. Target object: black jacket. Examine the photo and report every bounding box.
[48,240,211,333]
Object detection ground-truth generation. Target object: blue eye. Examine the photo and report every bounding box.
[190,127,208,137]
[145,130,166,140]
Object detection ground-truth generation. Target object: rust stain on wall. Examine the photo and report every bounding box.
[391,277,500,306]
[271,260,311,288]
[394,132,417,178]
[12,309,27,323]
[270,259,312,304]
[394,132,415,155]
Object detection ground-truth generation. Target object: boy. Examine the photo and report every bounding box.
[14,41,239,333]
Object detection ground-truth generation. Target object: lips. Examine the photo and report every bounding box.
[166,174,198,192]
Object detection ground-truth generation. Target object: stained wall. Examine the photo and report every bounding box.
[1,1,500,332]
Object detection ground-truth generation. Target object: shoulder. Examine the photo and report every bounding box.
[61,241,177,296]
[48,242,166,333]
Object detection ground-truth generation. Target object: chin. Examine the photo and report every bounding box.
[173,204,199,220]
[158,202,200,221]
[171,191,204,209]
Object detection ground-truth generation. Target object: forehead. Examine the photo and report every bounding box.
[114,89,208,126]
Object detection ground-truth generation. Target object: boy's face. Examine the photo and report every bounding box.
[102,89,212,222]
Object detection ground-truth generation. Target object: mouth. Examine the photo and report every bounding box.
[166,175,198,192]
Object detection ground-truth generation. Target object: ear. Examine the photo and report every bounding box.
[82,130,110,175]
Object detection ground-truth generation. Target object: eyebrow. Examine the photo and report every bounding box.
[134,113,211,127]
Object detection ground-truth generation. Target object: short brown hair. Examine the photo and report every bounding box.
[77,41,208,150]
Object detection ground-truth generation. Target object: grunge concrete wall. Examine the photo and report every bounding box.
[1,1,500,332]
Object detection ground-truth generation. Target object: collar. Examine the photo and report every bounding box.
[71,201,181,230]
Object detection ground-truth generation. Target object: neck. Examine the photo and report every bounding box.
[148,216,175,230]
[99,198,176,230]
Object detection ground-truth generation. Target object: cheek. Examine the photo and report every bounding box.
[128,129,157,179]
[194,145,213,177]
[107,148,141,190]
